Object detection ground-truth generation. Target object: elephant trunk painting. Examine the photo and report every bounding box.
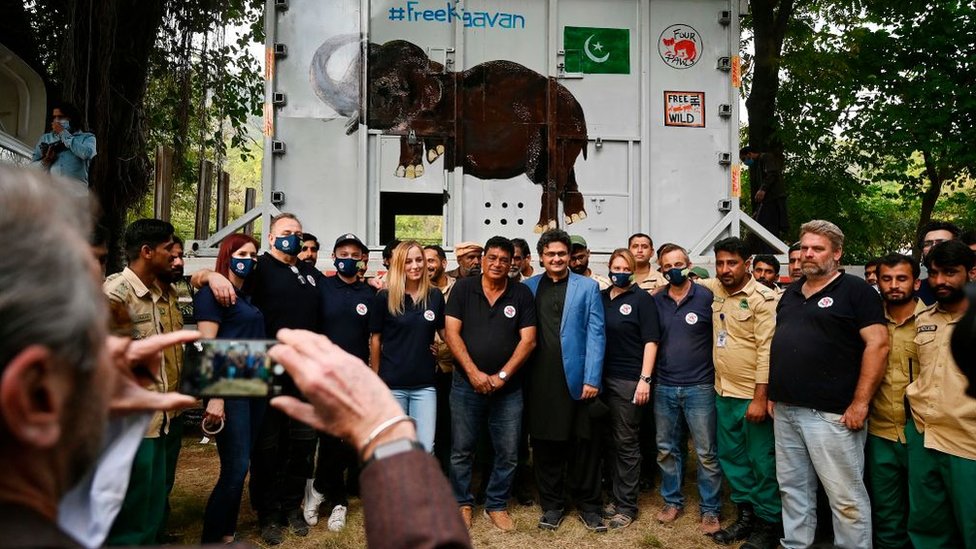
[311,36,588,232]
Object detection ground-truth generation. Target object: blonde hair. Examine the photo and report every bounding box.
[608,248,637,273]
[799,219,845,251]
[385,240,432,316]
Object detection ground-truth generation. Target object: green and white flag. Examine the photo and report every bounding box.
[563,26,630,74]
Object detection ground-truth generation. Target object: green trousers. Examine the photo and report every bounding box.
[107,436,167,546]
[866,433,911,549]
[162,419,183,532]
[906,420,976,548]
[715,394,780,523]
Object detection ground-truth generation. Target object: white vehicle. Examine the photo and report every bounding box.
[0,43,46,166]
[194,0,784,263]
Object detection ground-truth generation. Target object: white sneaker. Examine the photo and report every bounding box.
[302,479,325,526]
[327,504,347,532]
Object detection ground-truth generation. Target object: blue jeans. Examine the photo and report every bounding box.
[391,387,437,453]
[774,403,871,549]
[201,398,266,542]
[654,383,722,515]
[448,372,523,511]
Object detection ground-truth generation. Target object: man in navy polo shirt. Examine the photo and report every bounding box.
[303,233,375,531]
[768,220,888,549]
[444,236,537,531]
[651,243,722,535]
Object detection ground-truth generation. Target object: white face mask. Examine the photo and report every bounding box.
[54,118,71,132]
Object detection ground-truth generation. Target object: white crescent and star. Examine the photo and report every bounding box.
[584,35,610,63]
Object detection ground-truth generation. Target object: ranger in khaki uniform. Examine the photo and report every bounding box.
[867,254,924,549]
[103,219,184,546]
[699,237,780,548]
[629,232,668,292]
[904,240,976,548]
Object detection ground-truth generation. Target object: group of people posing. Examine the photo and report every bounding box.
[99,209,975,549]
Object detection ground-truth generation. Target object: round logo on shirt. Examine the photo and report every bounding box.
[619,304,633,316]
[356,303,368,316]
[504,305,517,318]
[685,312,699,325]
[273,364,285,376]
[818,297,834,309]
[424,310,436,322]
[306,275,316,287]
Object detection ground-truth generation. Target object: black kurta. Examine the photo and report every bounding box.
[526,274,576,441]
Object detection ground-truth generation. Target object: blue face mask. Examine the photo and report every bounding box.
[274,234,301,256]
[743,157,755,167]
[665,267,688,286]
[334,257,361,277]
[229,257,255,278]
[609,271,633,288]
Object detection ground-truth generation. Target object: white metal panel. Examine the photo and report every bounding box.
[647,0,735,252]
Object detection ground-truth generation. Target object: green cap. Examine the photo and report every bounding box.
[569,235,588,250]
[690,266,709,279]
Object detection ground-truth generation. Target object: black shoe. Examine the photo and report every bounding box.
[712,504,754,544]
[741,519,781,549]
[287,510,309,537]
[538,509,565,530]
[260,523,284,545]
[578,511,608,533]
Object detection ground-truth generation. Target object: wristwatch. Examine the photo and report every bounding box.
[498,370,509,381]
[639,374,652,384]
[362,437,425,467]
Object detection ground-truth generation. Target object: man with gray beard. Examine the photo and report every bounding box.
[767,220,889,549]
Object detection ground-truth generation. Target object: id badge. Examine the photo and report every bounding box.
[716,330,728,348]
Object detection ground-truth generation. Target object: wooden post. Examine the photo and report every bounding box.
[194,160,214,240]
[153,145,173,221]
[244,187,257,236]
[216,171,230,230]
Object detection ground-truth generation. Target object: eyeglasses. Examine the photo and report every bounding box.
[922,238,949,248]
[289,265,307,285]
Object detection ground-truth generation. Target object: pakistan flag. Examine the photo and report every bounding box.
[564,26,630,74]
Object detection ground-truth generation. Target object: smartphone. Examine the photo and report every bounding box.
[182,339,285,398]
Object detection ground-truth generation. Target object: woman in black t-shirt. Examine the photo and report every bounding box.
[369,241,445,453]
[600,248,660,529]
[194,234,266,543]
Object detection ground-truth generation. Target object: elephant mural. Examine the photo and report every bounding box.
[311,35,589,232]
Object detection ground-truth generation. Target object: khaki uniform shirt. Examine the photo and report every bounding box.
[869,300,925,443]
[104,268,184,438]
[906,304,976,460]
[434,276,457,373]
[588,272,611,291]
[636,269,667,292]
[699,277,777,399]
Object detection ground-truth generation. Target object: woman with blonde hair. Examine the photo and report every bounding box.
[600,248,660,529]
[369,240,446,452]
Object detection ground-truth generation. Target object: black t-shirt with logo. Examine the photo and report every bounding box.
[602,285,661,381]
[769,274,885,414]
[319,274,376,364]
[370,288,445,389]
[444,276,537,393]
[251,252,322,337]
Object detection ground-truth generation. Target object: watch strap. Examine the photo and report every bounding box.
[362,437,425,467]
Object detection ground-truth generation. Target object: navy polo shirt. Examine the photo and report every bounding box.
[319,275,376,363]
[445,276,537,392]
[250,253,322,337]
[652,283,714,386]
[769,273,885,414]
[602,285,661,381]
[370,288,445,389]
[193,286,265,339]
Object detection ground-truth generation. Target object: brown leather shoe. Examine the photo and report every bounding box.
[459,505,473,529]
[656,504,684,523]
[485,509,516,532]
[700,513,721,535]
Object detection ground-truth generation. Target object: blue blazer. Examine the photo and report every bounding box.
[524,272,606,399]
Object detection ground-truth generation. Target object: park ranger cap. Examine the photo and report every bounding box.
[334,233,367,253]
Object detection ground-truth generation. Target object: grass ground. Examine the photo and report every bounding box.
[168,434,735,548]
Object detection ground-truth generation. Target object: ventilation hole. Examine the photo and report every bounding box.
[485,202,492,208]
[500,219,508,225]
[517,219,524,225]
[502,202,509,208]
[517,202,524,208]
[484,219,491,225]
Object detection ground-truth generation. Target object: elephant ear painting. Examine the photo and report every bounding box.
[311,35,589,233]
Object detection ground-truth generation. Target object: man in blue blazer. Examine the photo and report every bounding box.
[522,230,607,532]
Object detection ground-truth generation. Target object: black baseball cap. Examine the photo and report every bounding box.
[333,233,367,254]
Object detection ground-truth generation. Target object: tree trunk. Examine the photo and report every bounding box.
[61,0,169,272]
[745,0,794,154]
[914,148,944,261]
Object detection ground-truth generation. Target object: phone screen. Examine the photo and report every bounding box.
[182,339,285,398]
